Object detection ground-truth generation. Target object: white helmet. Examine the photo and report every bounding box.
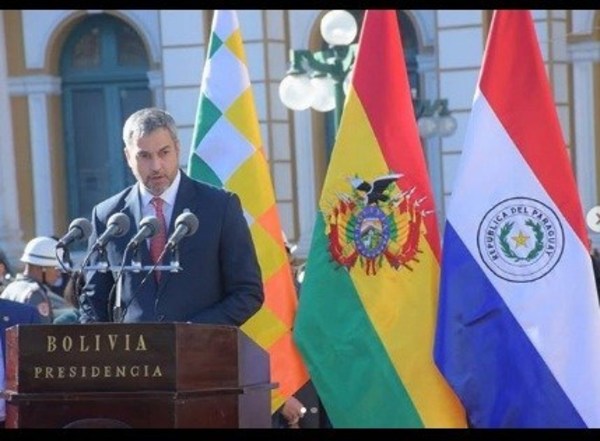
[21,236,62,267]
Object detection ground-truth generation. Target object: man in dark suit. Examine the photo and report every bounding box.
[78,107,263,325]
[1,298,41,427]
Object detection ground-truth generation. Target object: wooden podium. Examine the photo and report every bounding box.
[3,323,275,428]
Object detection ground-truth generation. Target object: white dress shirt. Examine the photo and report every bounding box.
[138,170,181,242]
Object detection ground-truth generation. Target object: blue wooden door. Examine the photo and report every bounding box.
[60,14,152,225]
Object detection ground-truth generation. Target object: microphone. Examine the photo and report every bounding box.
[57,218,93,248]
[127,216,160,250]
[93,212,131,251]
[166,212,199,250]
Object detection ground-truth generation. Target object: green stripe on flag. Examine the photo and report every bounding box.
[294,216,423,428]
[188,155,223,188]
[191,96,222,148]
[208,33,223,58]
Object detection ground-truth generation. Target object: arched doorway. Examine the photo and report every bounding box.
[60,13,153,226]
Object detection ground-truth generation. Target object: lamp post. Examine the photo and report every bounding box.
[279,10,357,130]
[278,10,457,139]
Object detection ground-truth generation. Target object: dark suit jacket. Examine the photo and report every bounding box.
[0,298,42,360]
[592,253,600,306]
[79,172,264,325]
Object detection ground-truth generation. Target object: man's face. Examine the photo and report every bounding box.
[42,266,61,286]
[124,128,180,196]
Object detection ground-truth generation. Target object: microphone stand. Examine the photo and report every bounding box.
[81,246,182,323]
[130,246,143,273]
[112,245,141,323]
[113,276,123,323]
[79,214,198,323]
[96,247,110,273]
[169,245,182,273]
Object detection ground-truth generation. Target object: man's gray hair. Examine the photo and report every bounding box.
[122,107,179,147]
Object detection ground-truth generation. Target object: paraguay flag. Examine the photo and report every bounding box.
[434,10,600,428]
[293,10,466,427]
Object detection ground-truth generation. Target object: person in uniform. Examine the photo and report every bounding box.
[0,236,75,323]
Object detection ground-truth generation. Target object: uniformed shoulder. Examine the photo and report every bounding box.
[1,278,40,303]
[19,284,52,320]
[0,297,39,316]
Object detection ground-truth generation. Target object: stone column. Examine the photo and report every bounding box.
[0,11,24,266]
[9,74,61,237]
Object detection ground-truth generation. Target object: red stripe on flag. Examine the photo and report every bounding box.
[480,10,587,244]
[352,10,441,258]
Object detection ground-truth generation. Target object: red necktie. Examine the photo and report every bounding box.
[150,197,167,280]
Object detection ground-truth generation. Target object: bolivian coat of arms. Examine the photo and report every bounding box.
[324,172,432,275]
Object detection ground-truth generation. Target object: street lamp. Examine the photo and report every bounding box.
[279,10,357,130]
[412,88,458,138]
[279,9,457,139]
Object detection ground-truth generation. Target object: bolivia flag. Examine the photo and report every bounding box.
[293,10,466,428]
[434,10,600,427]
[187,10,309,413]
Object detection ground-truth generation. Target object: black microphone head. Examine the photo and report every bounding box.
[108,212,130,237]
[69,217,93,241]
[175,212,199,237]
[139,215,160,238]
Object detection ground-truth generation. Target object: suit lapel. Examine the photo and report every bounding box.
[123,184,151,264]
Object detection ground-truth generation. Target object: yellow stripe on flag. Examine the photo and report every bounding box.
[228,152,275,218]
[319,94,387,211]
[225,87,261,148]
[248,220,288,280]
[224,27,247,65]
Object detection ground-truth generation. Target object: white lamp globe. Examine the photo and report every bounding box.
[417,116,438,139]
[320,10,358,46]
[437,114,458,137]
[279,74,314,111]
[310,75,336,112]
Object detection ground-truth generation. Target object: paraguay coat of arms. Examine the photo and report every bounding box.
[476,197,565,283]
[324,172,432,275]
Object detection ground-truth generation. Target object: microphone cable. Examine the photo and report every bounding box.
[76,246,104,322]
[55,245,72,275]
